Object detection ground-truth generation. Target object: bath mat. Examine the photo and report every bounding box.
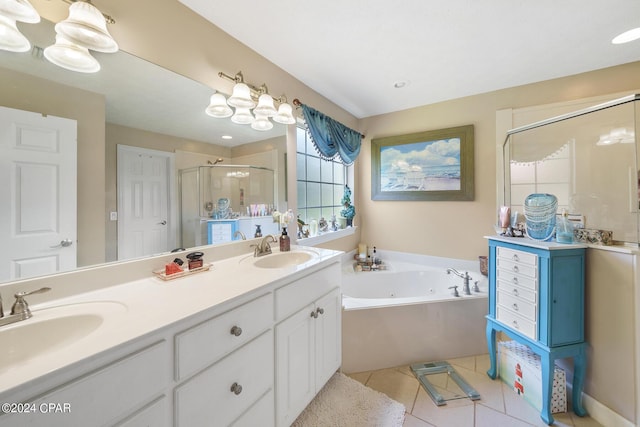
[292,372,406,427]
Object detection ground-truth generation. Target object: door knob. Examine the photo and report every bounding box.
[158,220,167,225]
[50,239,73,248]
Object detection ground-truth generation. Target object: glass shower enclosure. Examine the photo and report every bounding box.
[179,165,277,248]
[503,94,640,245]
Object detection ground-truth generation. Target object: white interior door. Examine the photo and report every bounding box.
[0,106,77,282]
[117,145,174,260]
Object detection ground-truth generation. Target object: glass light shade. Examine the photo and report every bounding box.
[0,0,40,23]
[55,1,118,53]
[251,114,273,131]
[227,83,255,108]
[44,34,100,73]
[231,107,255,125]
[273,103,296,124]
[253,94,277,117]
[205,93,233,118]
[612,27,640,44]
[0,14,29,52]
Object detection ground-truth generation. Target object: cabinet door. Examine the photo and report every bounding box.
[314,288,341,387]
[275,303,315,427]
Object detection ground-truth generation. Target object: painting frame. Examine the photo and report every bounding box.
[371,125,474,201]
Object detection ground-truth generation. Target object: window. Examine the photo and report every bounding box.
[296,126,349,225]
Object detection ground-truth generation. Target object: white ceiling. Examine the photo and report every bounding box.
[179,0,640,118]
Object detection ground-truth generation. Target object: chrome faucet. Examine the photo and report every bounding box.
[0,287,51,327]
[233,230,246,240]
[252,235,277,257]
[446,268,472,295]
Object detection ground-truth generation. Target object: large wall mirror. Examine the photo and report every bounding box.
[0,18,289,284]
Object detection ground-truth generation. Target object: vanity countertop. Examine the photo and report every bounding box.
[0,245,342,397]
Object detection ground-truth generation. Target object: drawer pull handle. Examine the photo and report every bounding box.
[513,265,519,273]
[512,288,519,297]
[512,320,519,329]
[512,254,519,262]
[316,307,325,316]
[512,277,518,284]
[311,310,318,319]
[512,303,519,311]
[230,382,243,395]
[230,326,243,337]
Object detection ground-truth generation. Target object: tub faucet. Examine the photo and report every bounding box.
[447,268,472,295]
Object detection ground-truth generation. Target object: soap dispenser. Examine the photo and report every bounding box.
[254,224,262,238]
[279,227,291,252]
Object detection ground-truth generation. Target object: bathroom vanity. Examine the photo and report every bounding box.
[485,236,587,425]
[0,246,342,427]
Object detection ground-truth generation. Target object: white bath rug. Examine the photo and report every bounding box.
[292,372,406,427]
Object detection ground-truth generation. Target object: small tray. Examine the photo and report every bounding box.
[153,263,213,281]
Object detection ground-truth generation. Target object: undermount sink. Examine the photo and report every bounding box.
[242,250,318,269]
[0,301,126,371]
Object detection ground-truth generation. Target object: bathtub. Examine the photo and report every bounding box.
[341,250,489,373]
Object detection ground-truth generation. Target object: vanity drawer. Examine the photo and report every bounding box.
[497,258,537,279]
[496,269,537,291]
[497,305,537,340]
[275,262,340,321]
[175,330,274,427]
[497,247,537,266]
[497,279,537,303]
[497,290,537,322]
[175,292,273,381]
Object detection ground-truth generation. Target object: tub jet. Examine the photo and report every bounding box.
[410,361,480,406]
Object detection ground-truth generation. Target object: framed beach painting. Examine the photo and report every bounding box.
[371,125,474,201]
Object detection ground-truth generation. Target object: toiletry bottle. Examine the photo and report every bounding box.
[279,227,290,252]
[255,224,262,238]
[372,246,379,265]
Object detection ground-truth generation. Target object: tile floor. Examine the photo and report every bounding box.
[346,354,603,427]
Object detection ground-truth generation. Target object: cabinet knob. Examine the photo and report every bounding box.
[512,277,519,284]
[316,307,324,316]
[230,382,243,395]
[512,303,519,311]
[512,265,519,273]
[310,310,318,318]
[512,254,519,262]
[512,320,519,329]
[230,326,243,336]
[512,288,519,297]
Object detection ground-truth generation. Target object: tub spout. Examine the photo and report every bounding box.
[447,268,471,295]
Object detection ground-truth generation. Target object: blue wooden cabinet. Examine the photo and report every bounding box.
[485,236,588,425]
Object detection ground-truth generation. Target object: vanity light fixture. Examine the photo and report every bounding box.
[596,127,635,145]
[43,0,118,73]
[0,0,40,52]
[206,70,296,131]
[612,27,640,44]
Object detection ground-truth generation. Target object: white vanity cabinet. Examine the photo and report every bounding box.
[0,248,343,427]
[173,292,275,427]
[0,340,170,427]
[274,262,342,427]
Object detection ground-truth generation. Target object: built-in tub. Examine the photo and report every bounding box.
[341,250,489,373]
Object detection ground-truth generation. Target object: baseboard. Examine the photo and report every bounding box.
[581,393,634,427]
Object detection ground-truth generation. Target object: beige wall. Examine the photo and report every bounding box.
[0,67,106,267]
[358,62,640,261]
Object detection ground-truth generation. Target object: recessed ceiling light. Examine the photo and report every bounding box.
[393,80,409,89]
[612,27,640,44]
[221,135,232,140]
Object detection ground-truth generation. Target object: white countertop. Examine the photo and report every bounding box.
[0,245,342,397]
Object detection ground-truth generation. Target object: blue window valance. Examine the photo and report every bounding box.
[299,102,363,165]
